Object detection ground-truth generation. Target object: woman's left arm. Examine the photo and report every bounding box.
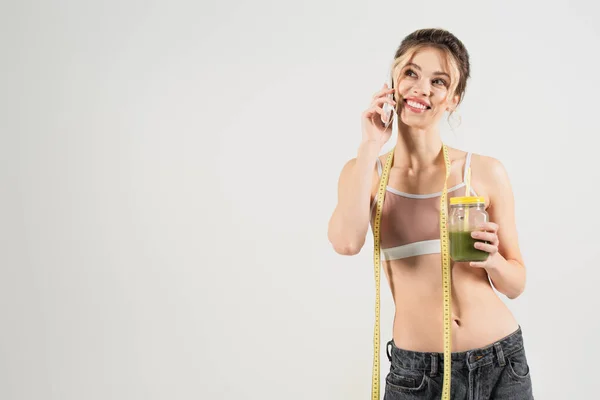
[468,157,526,299]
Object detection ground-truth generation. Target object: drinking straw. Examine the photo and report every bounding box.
[464,167,471,231]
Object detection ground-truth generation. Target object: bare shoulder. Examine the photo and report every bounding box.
[336,156,382,200]
[339,157,357,173]
[335,157,358,191]
[470,153,511,185]
[469,153,514,209]
[337,156,377,178]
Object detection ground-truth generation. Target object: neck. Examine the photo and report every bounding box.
[392,122,444,170]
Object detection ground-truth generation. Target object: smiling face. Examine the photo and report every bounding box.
[393,47,460,130]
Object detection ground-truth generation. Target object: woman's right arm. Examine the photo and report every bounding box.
[327,141,381,255]
[327,83,396,255]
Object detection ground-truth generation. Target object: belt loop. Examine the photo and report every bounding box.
[386,340,392,362]
[494,342,506,367]
[430,353,438,377]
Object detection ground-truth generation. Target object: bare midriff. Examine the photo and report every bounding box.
[383,253,519,353]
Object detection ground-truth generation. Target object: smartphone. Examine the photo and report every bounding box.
[381,77,396,128]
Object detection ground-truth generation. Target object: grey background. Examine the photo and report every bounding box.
[2,0,599,399]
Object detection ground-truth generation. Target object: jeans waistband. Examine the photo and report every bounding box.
[386,326,525,375]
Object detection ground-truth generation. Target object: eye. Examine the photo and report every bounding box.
[433,78,448,86]
[405,69,417,77]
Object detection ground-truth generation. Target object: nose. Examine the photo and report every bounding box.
[411,78,431,97]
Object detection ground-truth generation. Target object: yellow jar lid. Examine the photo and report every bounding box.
[450,196,485,205]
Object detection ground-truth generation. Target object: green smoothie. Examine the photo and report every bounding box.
[449,231,489,262]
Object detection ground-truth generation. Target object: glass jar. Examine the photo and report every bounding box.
[448,196,489,262]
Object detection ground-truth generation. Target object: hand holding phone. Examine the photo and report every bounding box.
[360,83,397,148]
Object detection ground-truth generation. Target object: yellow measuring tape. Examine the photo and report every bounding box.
[371,143,453,400]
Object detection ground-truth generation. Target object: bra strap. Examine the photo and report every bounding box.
[463,152,472,182]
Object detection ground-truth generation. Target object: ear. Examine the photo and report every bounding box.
[446,94,460,112]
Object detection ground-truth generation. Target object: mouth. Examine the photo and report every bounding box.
[403,99,431,113]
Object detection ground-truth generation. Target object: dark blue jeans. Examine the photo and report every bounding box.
[384,326,534,399]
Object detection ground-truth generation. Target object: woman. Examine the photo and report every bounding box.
[327,29,534,399]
